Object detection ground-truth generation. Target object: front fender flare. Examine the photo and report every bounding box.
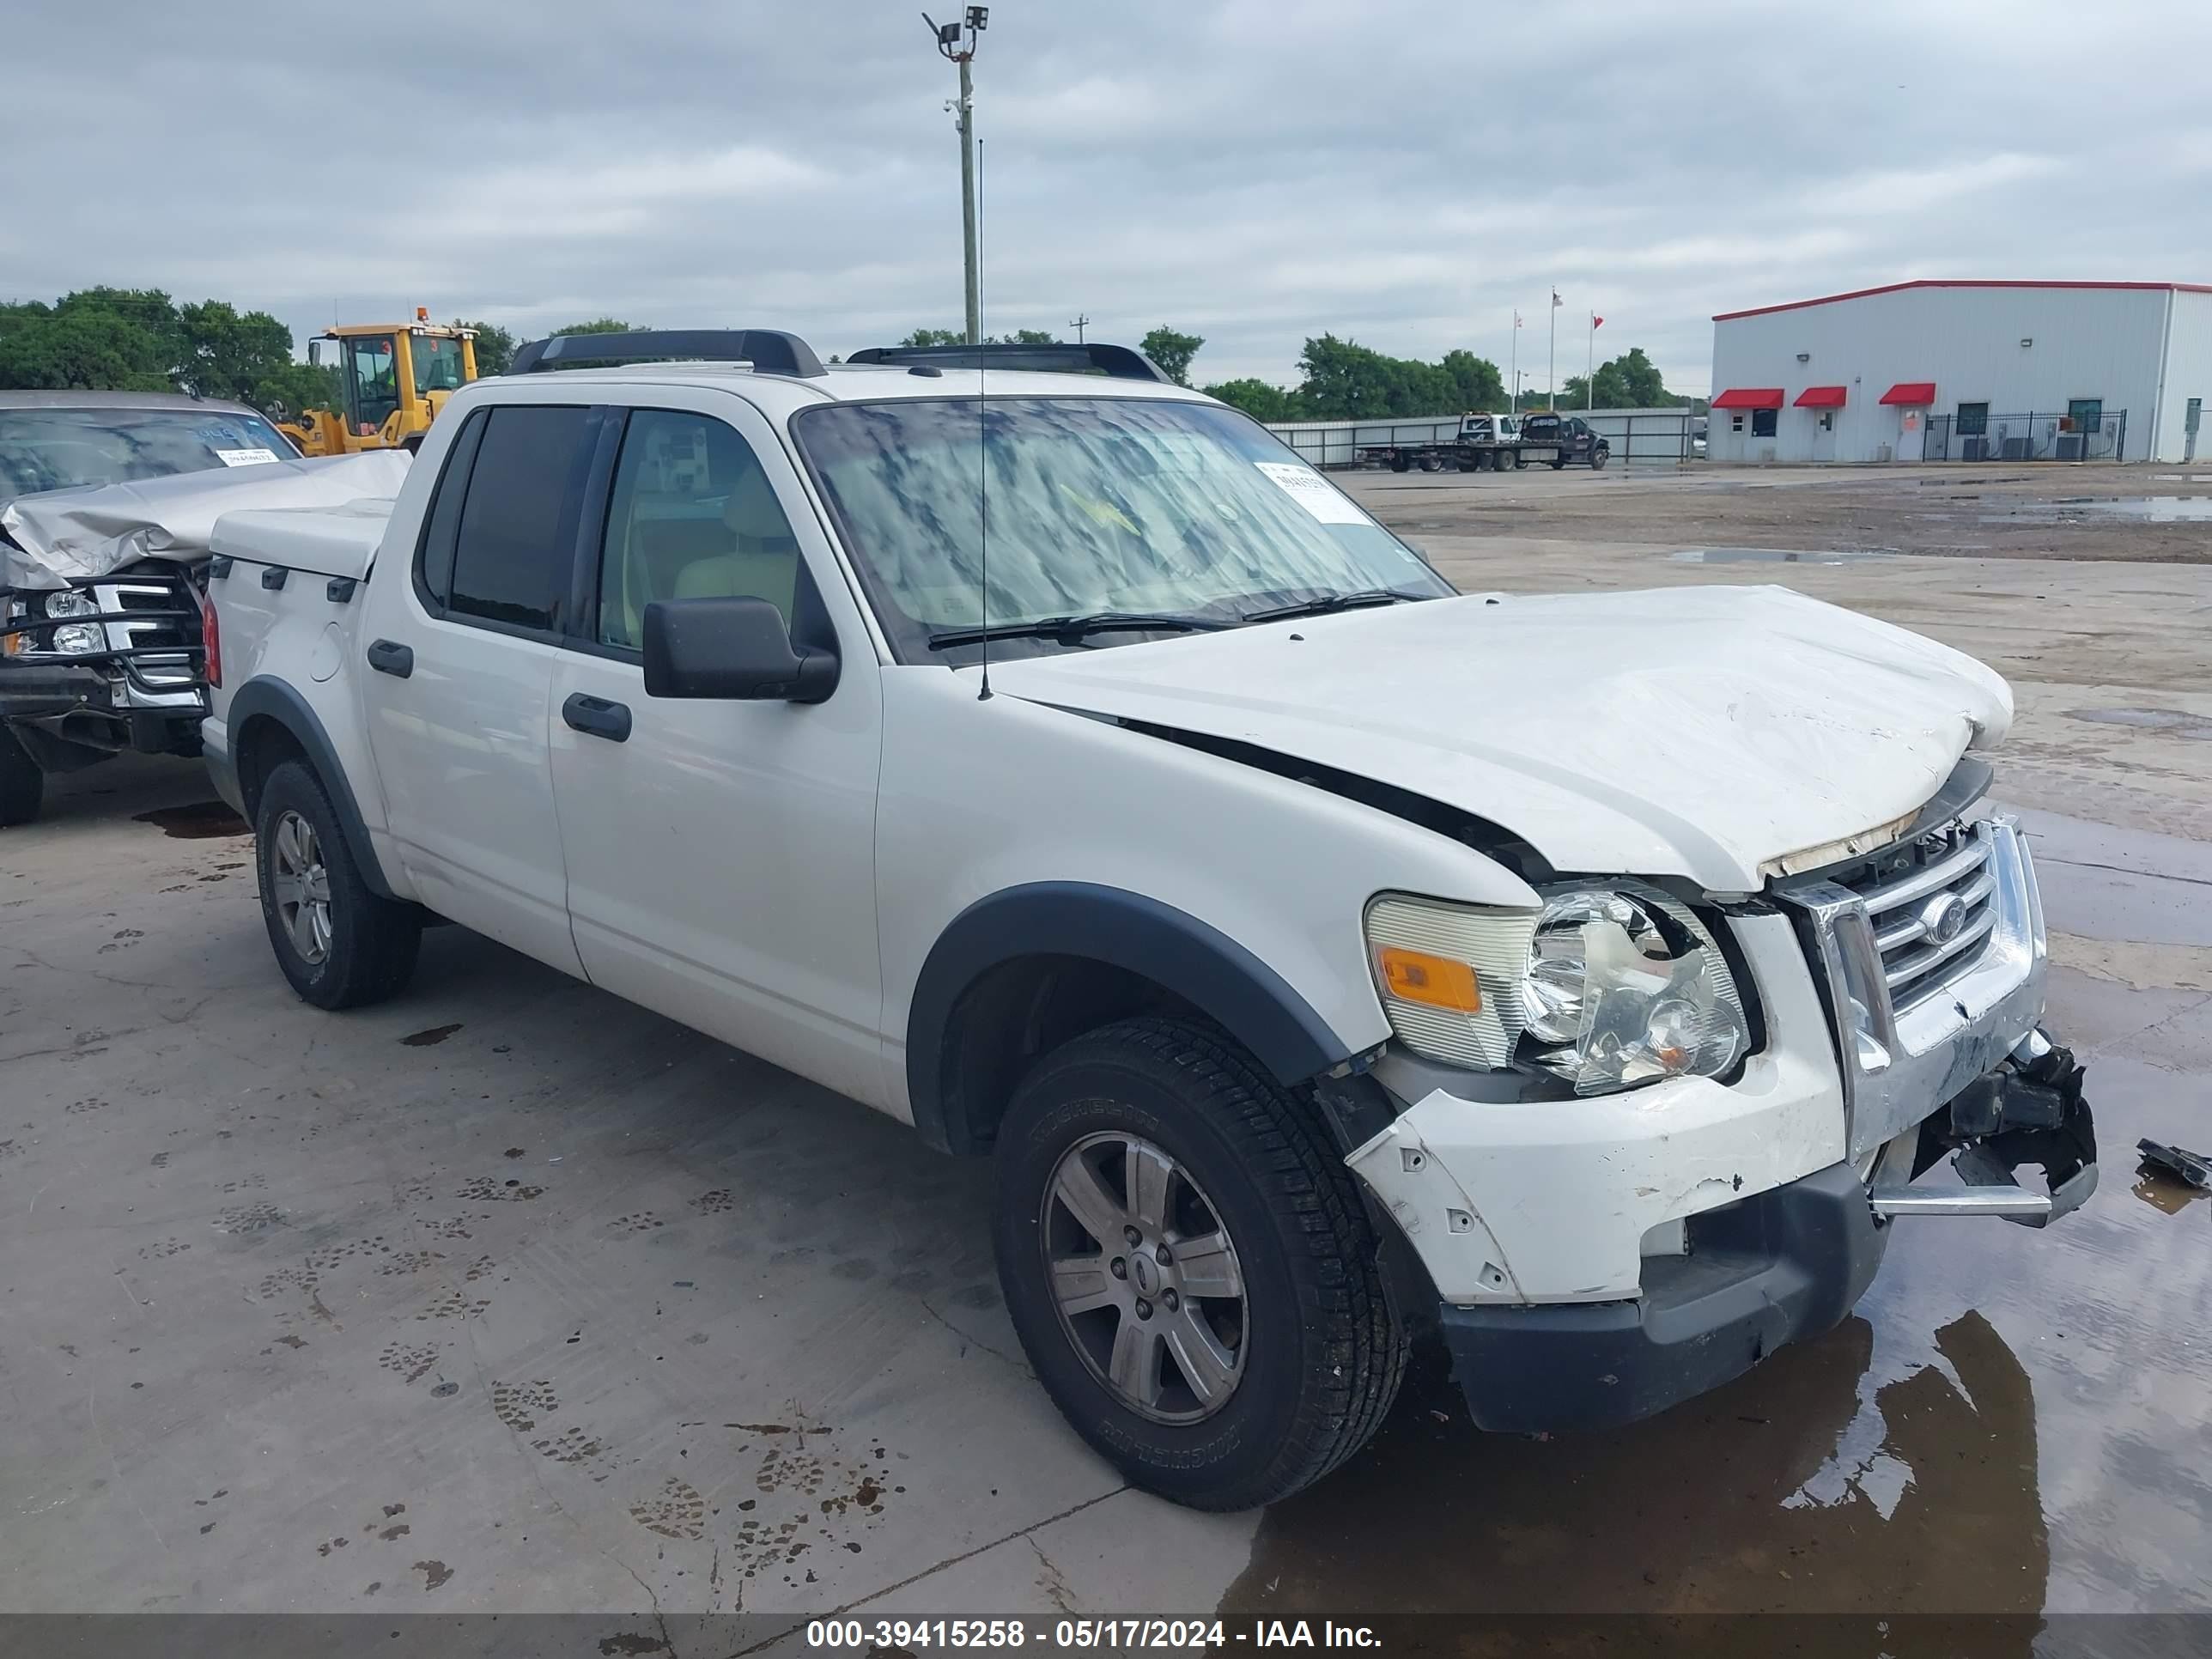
[906,881,1358,1153]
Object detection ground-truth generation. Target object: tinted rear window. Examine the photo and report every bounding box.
[447,405,592,631]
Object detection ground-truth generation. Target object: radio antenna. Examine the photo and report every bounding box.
[975,130,993,702]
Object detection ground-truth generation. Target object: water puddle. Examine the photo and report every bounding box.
[1665,546,1893,564]
[1224,1310,2049,1617]
[2065,707,2212,740]
[1985,496,2212,523]
[133,800,251,839]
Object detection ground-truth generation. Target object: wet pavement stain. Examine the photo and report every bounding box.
[2064,708,2212,741]
[412,1559,453,1591]
[1225,1312,2045,1619]
[399,1024,464,1047]
[132,800,250,838]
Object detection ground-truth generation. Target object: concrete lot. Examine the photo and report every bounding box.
[2,461,2208,1625]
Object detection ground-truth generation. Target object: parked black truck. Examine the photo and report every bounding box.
[1516,412,1611,469]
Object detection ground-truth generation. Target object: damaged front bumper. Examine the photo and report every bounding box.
[1429,1030,2096,1434]
[1347,813,2096,1434]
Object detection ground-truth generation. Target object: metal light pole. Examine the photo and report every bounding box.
[926,9,989,345]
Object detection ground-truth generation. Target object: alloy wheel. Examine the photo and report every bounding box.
[1041,1130,1249,1424]
[270,809,334,966]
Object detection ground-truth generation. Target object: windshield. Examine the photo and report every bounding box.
[412,334,468,394]
[0,406,297,504]
[793,396,1449,663]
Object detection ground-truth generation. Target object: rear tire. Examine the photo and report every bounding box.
[254,759,421,1009]
[1419,454,1445,472]
[994,1016,1406,1511]
[0,726,42,827]
[1389,454,1411,473]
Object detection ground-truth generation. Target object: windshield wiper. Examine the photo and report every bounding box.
[926,611,1231,651]
[1240,588,1426,625]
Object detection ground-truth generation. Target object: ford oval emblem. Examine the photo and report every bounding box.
[1920,891,1968,945]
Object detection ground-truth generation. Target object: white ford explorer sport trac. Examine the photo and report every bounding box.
[198,331,2096,1511]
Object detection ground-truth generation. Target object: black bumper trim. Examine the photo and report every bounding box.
[1438,1160,1887,1434]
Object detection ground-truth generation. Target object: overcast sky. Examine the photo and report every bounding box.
[6,0,2209,395]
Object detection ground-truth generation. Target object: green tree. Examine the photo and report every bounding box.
[896,328,1060,347]
[254,360,343,420]
[1293,334,1496,421]
[457,319,517,376]
[1560,347,1683,410]
[553,318,634,337]
[1201,378,1302,422]
[0,287,337,416]
[0,299,174,392]
[1139,326,1203,386]
[175,300,295,402]
[1438,349,1506,412]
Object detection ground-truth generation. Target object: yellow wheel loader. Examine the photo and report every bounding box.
[277,311,479,457]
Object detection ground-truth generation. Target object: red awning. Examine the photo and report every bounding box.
[1793,386,1848,408]
[1711,387,1784,410]
[1879,381,1936,405]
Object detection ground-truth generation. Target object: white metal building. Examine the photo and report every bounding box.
[1706,280,2212,465]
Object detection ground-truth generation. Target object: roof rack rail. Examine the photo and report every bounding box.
[844,342,1172,384]
[508,329,827,379]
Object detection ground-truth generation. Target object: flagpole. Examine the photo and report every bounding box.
[1586,313,1595,411]
[1547,292,1556,410]
[1510,310,1518,412]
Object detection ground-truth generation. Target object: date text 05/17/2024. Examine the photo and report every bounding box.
[805,1620,1383,1650]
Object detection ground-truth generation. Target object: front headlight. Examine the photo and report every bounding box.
[1522,884,1749,1094]
[42,589,104,655]
[1365,883,1750,1095]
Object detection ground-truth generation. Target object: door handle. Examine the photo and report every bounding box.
[367,639,413,678]
[562,691,632,743]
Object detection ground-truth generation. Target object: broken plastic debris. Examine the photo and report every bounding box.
[2137,1139,2212,1191]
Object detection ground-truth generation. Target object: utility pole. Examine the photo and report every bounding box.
[1068,313,1089,343]
[926,9,989,344]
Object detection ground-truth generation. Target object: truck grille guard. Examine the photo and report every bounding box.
[3,570,207,702]
[1776,814,2095,1227]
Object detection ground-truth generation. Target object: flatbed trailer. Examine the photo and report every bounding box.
[1355,413,1524,472]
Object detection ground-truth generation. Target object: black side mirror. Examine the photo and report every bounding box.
[641,597,839,704]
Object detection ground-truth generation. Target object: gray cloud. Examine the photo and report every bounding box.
[5,0,2208,395]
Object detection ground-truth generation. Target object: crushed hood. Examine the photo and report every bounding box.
[984,586,2011,892]
[1,451,410,590]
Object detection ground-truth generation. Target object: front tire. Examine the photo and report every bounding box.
[255,759,421,1009]
[1590,447,1610,471]
[0,726,43,827]
[994,1017,1405,1510]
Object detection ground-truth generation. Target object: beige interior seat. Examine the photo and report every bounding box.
[607,451,800,645]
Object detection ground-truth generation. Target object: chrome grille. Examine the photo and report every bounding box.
[1830,819,1997,1012]
[95,576,202,690]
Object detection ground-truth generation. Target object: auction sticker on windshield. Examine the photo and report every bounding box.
[1254,460,1367,525]
[216,447,280,467]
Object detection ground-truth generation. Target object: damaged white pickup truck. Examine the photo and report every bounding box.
[200,331,2095,1511]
